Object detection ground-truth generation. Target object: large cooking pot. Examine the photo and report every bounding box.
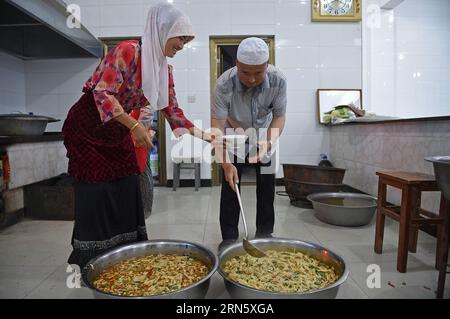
[82,240,218,299]
[283,164,346,184]
[284,178,346,208]
[282,164,347,208]
[0,113,60,136]
[218,238,348,299]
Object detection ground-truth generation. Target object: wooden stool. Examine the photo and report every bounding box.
[374,171,447,273]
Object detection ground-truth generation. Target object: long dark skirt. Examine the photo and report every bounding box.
[68,176,147,268]
[63,91,148,269]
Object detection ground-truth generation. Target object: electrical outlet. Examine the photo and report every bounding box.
[188,95,196,103]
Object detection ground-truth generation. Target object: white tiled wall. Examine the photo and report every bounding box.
[24,58,100,131]
[395,0,450,119]
[162,0,362,179]
[362,0,396,116]
[363,0,450,119]
[4,0,363,182]
[0,52,26,114]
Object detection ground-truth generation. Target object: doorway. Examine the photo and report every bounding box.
[209,36,276,186]
[100,37,167,186]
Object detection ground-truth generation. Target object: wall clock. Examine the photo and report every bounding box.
[312,0,362,22]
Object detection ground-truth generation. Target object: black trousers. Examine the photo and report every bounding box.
[220,159,275,240]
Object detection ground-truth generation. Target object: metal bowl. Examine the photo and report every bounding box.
[218,238,349,299]
[0,114,60,136]
[307,192,377,227]
[82,240,218,299]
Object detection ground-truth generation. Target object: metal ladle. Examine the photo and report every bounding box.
[235,182,267,258]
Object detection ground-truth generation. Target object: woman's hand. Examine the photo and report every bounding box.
[188,127,217,144]
[132,123,154,149]
[202,132,215,143]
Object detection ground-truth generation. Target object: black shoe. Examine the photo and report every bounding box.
[217,239,236,253]
[254,233,273,239]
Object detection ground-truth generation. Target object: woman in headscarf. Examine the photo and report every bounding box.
[63,3,209,268]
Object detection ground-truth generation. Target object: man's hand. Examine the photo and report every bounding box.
[248,140,271,164]
[222,163,239,192]
[132,123,154,149]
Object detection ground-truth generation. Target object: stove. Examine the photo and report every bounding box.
[0,140,68,229]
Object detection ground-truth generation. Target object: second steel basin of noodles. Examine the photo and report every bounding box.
[218,238,349,299]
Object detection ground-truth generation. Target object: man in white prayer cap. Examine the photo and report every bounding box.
[211,37,287,252]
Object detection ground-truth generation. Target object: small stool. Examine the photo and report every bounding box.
[374,171,447,273]
[172,156,201,191]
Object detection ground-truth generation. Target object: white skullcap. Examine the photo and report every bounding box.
[237,37,269,65]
